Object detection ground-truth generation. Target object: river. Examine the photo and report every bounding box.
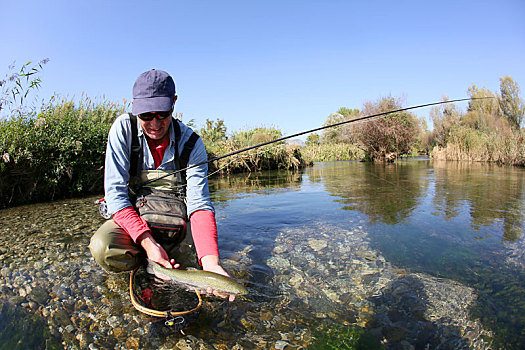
[0,159,524,349]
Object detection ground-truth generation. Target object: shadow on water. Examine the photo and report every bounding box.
[367,275,472,349]
[0,301,61,350]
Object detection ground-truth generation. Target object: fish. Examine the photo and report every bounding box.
[146,259,248,295]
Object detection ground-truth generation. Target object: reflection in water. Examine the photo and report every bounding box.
[310,160,428,224]
[310,159,525,242]
[209,169,303,202]
[432,160,524,242]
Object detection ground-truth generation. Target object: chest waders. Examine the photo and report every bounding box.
[128,114,203,328]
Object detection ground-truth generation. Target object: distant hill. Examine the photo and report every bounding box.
[286,138,305,147]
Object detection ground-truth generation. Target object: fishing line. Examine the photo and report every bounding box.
[140,97,493,188]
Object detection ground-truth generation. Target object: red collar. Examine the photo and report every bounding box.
[146,137,170,168]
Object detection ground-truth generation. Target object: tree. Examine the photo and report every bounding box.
[355,96,420,162]
[430,96,462,147]
[337,107,360,144]
[306,133,320,146]
[321,107,360,144]
[233,126,282,148]
[464,84,502,132]
[199,118,227,144]
[417,117,433,154]
[321,112,345,144]
[499,76,525,129]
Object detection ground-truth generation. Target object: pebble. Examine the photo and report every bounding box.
[106,315,120,328]
[275,340,291,350]
[41,308,50,317]
[125,337,140,349]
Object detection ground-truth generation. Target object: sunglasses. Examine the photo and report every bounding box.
[137,110,172,121]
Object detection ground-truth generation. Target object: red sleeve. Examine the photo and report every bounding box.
[113,206,151,243]
[190,210,219,264]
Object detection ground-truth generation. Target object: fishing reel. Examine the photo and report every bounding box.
[94,198,112,219]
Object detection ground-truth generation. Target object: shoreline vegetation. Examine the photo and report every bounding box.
[1,61,524,208]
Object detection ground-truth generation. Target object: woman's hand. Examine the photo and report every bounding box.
[201,255,235,302]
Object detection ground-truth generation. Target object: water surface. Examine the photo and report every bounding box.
[0,159,524,349]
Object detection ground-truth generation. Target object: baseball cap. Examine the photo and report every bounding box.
[132,69,176,115]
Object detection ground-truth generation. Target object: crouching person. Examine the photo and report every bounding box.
[89,69,234,301]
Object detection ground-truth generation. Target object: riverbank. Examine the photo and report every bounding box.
[0,105,310,209]
[2,93,524,209]
[431,126,525,166]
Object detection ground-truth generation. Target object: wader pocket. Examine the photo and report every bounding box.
[135,189,187,244]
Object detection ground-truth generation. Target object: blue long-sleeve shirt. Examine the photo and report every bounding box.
[104,113,214,216]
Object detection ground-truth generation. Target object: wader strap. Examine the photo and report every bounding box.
[174,118,181,141]
[172,121,200,193]
[180,132,200,169]
[129,113,142,178]
[173,120,183,186]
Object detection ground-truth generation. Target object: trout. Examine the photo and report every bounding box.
[147,260,248,295]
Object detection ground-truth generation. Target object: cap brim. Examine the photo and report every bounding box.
[132,96,174,115]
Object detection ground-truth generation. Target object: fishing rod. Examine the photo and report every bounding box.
[141,96,493,187]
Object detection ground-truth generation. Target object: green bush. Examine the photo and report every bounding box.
[0,103,311,207]
[301,143,364,163]
[431,125,525,166]
[232,126,283,148]
[206,139,309,175]
[202,125,310,174]
[0,97,126,208]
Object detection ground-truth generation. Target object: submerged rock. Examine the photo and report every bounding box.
[267,223,493,349]
[307,239,327,252]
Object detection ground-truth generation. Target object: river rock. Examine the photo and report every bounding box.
[308,239,327,252]
[267,256,291,269]
[125,337,140,349]
[29,286,50,305]
[0,267,11,278]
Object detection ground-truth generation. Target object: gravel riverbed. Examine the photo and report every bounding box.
[0,196,495,349]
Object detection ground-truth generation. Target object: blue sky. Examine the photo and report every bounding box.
[2,0,524,136]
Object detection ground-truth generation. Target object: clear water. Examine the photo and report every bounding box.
[210,159,525,348]
[0,159,524,349]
